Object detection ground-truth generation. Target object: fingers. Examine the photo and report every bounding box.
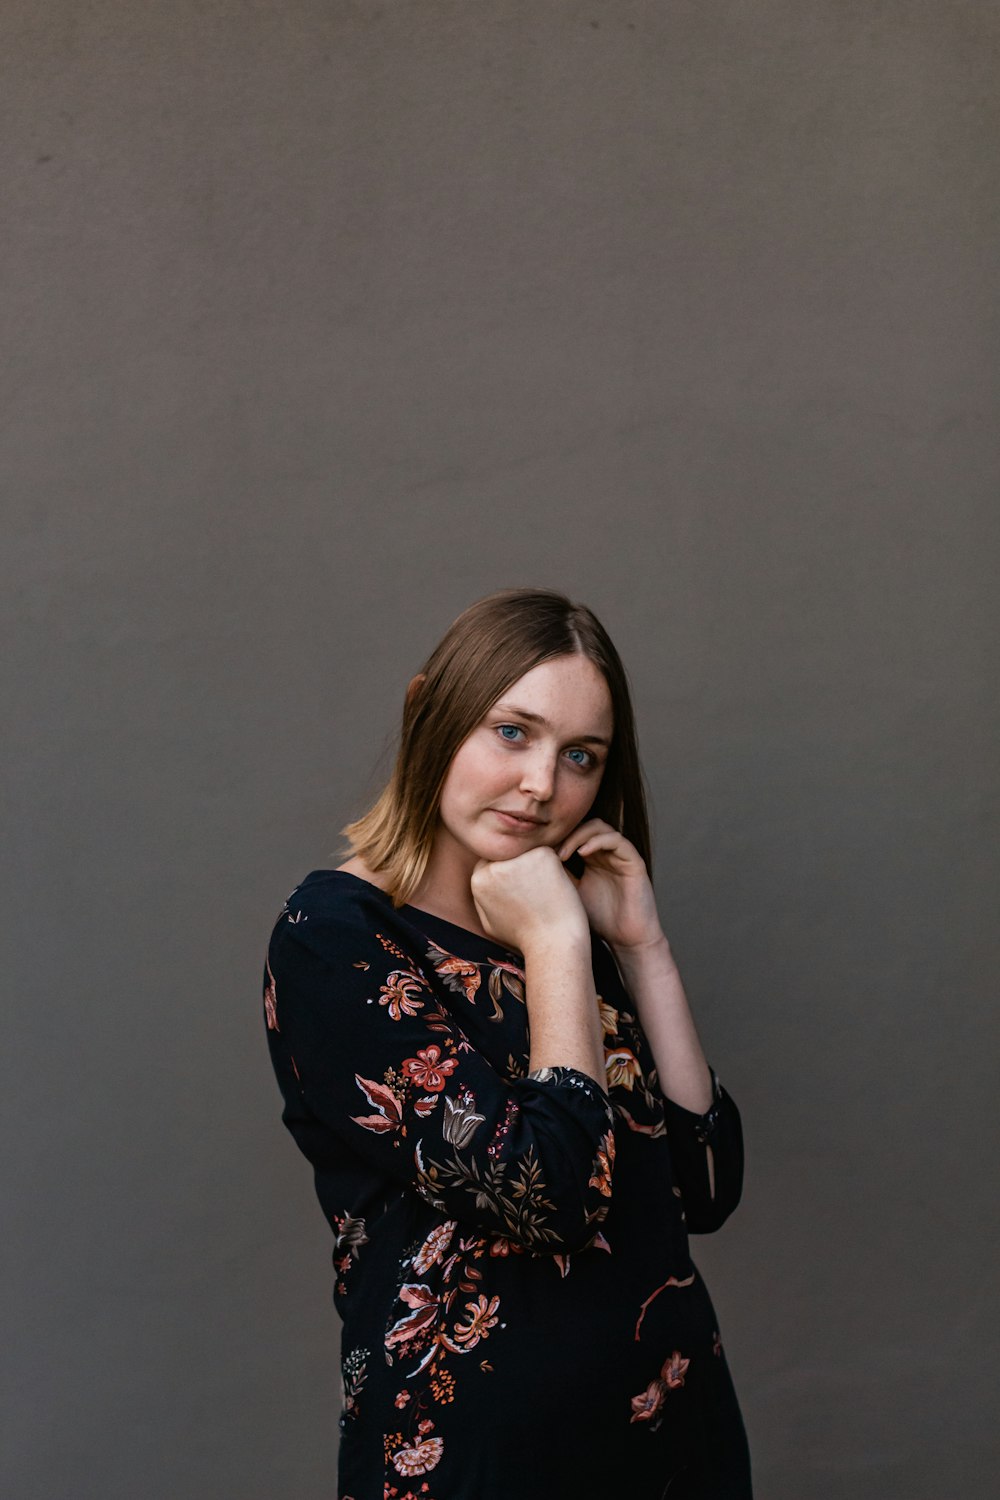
[557,821,625,862]
[577,833,625,859]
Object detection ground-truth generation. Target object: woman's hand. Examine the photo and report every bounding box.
[556,819,664,951]
[470,845,589,955]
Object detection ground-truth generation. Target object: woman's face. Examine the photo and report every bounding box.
[434,653,613,866]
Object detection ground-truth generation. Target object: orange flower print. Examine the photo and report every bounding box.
[487,958,526,998]
[391,1435,444,1477]
[597,995,619,1037]
[385,1284,440,1350]
[263,956,279,1031]
[661,1350,690,1388]
[588,1129,616,1196]
[630,1378,666,1425]
[630,1350,691,1429]
[427,942,481,1003]
[481,959,526,1021]
[393,1389,410,1409]
[402,1045,459,1093]
[452,1293,501,1347]
[350,1076,403,1136]
[379,970,427,1020]
[604,1046,641,1091]
[412,1220,457,1274]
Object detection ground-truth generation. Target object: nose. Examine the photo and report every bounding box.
[518,749,556,803]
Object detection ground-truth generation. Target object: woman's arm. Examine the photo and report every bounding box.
[609,934,716,1193]
[556,820,744,1226]
[471,850,607,1087]
[264,885,615,1254]
[521,923,606,1083]
[606,931,745,1231]
[610,934,713,1114]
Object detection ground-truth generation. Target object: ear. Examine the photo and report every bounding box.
[405,672,427,710]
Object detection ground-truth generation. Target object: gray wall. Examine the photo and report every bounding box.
[4,3,997,1496]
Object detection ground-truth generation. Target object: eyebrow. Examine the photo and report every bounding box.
[491,702,612,749]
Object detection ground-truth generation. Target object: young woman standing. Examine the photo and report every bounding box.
[262,588,752,1498]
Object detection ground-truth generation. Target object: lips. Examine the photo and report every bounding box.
[490,808,547,828]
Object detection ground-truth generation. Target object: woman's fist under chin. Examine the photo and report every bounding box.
[470,846,589,953]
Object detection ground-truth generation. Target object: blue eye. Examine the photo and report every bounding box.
[494,723,595,770]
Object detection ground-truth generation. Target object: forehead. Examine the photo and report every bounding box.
[492,655,613,734]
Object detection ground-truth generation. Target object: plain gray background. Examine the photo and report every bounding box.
[4,3,998,1497]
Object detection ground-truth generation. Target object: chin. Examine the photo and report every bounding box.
[449,824,519,862]
[479,830,553,862]
[447,814,555,865]
[475,837,527,862]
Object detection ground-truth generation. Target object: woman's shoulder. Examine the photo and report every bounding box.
[270,866,401,947]
[334,854,386,888]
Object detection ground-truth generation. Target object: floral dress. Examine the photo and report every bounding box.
[262,869,752,1499]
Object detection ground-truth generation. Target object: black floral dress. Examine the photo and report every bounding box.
[262,870,752,1500]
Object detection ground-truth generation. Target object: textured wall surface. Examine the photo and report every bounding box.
[4,3,998,1497]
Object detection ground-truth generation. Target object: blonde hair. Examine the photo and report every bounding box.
[341,587,652,906]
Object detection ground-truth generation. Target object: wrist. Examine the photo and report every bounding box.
[521,914,592,961]
[610,929,673,970]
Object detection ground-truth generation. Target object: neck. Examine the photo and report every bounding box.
[410,831,486,937]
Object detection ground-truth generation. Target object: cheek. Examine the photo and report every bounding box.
[557,769,603,821]
[439,740,506,810]
[472,736,514,781]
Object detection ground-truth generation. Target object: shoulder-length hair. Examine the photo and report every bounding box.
[341,587,651,907]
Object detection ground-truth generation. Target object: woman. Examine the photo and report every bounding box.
[262,588,752,1499]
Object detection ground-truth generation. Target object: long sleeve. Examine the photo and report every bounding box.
[588,936,744,1236]
[263,897,616,1254]
[661,1067,744,1233]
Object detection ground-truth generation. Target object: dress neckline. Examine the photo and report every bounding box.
[322,868,520,956]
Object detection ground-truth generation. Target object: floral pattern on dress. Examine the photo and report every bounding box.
[333,1212,370,1296]
[425,941,482,1004]
[629,1350,691,1429]
[262,873,750,1498]
[263,955,279,1031]
[378,1221,517,1492]
[633,1270,697,1340]
[340,1344,369,1423]
[594,986,669,1140]
[412,1132,609,1249]
[424,938,527,1027]
[384,1223,508,1373]
[588,1127,616,1196]
[383,1398,447,1492]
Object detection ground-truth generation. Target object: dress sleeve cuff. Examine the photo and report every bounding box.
[526,1065,614,1121]
[663,1065,726,1143]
